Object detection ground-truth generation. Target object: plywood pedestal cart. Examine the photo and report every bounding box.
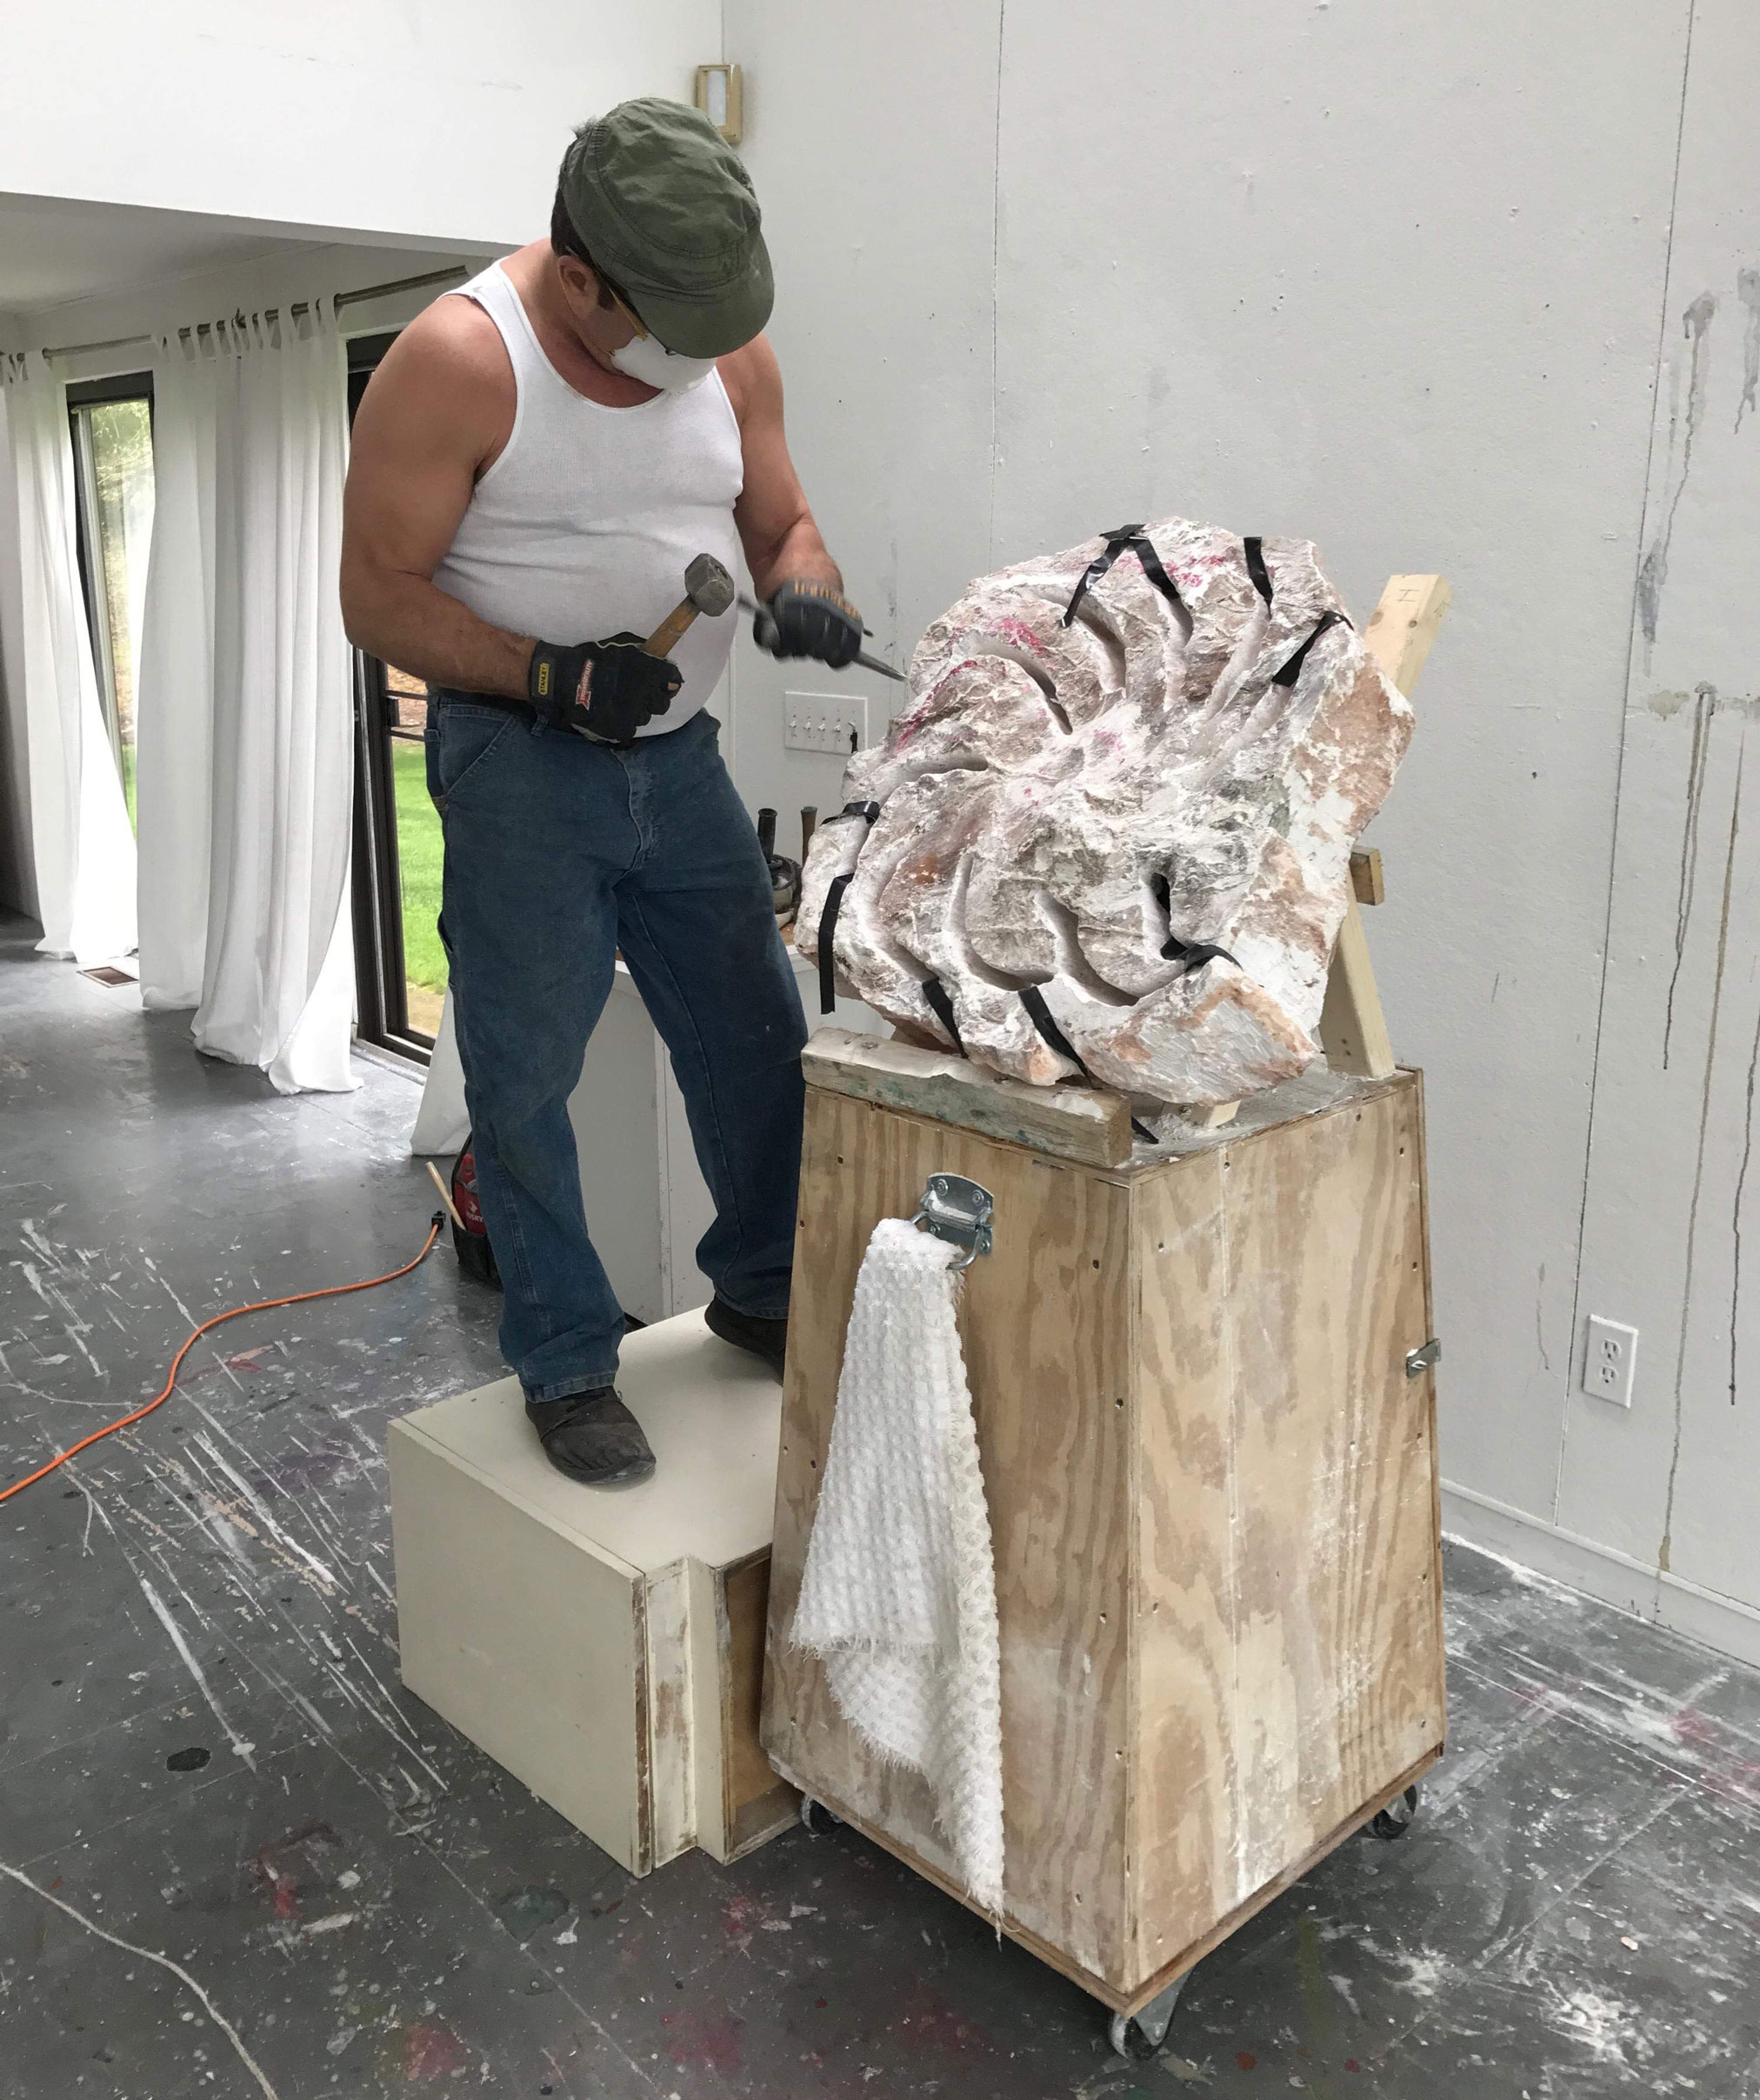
[761,576,1451,2059]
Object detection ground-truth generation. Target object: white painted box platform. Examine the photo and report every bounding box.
[389,1310,797,1876]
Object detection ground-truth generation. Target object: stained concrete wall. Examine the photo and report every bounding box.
[724,1,1760,1660]
[1541,3,1760,1654]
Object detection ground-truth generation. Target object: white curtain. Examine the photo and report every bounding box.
[133,343,213,1007]
[135,305,357,1093]
[1,351,137,963]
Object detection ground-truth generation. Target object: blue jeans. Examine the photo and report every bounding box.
[427,698,807,1401]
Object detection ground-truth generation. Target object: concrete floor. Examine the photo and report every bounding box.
[2,911,1758,2100]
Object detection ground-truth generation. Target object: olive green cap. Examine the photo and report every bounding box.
[558,98,772,357]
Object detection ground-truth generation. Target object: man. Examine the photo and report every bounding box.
[342,100,862,1486]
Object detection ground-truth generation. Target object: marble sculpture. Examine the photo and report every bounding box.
[796,517,1412,1110]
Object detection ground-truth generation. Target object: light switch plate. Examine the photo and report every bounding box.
[784,692,867,756]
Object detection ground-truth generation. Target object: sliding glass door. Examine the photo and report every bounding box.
[350,645,448,1055]
[346,330,446,1060]
[67,375,156,827]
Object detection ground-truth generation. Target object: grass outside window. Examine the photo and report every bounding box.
[392,741,447,1034]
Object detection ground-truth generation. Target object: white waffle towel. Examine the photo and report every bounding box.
[790,1217,1004,1912]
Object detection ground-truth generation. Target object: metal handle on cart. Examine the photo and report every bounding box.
[910,1173,994,1270]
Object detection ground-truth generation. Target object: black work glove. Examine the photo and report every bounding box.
[751,579,863,670]
[528,633,682,746]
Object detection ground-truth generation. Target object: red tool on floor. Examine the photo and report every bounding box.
[0,1216,446,1506]
[426,1143,500,1289]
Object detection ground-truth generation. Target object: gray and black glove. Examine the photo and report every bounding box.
[528,633,681,746]
[750,579,863,670]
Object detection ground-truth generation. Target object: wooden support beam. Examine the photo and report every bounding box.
[1319,903,1397,1078]
[1363,572,1451,695]
[1350,848,1385,907]
[1320,575,1450,1079]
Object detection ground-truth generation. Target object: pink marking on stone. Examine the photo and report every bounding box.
[896,660,985,748]
[982,615,1050,659]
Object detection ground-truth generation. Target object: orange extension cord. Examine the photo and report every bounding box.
[0,1215,445,1507]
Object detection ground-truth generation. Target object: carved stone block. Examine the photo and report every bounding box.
[796,519,1411,1107]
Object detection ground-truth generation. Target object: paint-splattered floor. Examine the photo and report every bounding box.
[3,916,1757,2100]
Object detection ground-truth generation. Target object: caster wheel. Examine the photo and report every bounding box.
[799,1796,843,1834]
[1369,1783,1421,1840]
[1109,2013,1164,2061]
[1107,1975,1186,2059]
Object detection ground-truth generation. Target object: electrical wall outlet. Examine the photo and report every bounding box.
[784,692,868,757]
[1583,1315,1638,1408]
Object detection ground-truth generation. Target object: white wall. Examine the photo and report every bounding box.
[716,9,1001,843]
[724,1,1760,1661]
[2,1,721,250]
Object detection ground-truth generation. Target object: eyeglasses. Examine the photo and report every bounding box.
[560,223,657,343]
[591,261,650,343]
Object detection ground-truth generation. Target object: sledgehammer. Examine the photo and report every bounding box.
[643,552,737,659]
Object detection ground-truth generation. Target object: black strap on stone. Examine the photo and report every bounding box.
[1063,523,1187,628]
[1243,536,1274,607]
[1018,984,1083,1073]
[817,877,853,1018]
[1018,986,1157,1144]
[1150,872,1239,974]
[814,801,882,1015]
[1273,609,1347,689]
[920,975,966,1057]
[1160,930,1240,973]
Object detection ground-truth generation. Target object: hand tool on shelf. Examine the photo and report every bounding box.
[757,807,802,921]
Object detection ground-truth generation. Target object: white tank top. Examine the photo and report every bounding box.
[431,262,743,736]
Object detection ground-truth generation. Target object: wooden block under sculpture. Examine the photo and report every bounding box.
[762,1055,1445,2016]
[391,1310,797,1877]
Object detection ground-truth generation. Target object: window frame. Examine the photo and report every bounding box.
[345,330,438,1066]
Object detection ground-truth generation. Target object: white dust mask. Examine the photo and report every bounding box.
[610,331,719,393]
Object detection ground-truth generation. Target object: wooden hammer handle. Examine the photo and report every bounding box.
[644,601,701,658]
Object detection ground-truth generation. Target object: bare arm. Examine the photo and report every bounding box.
[723,336,842,598]
[340,303,535,697]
